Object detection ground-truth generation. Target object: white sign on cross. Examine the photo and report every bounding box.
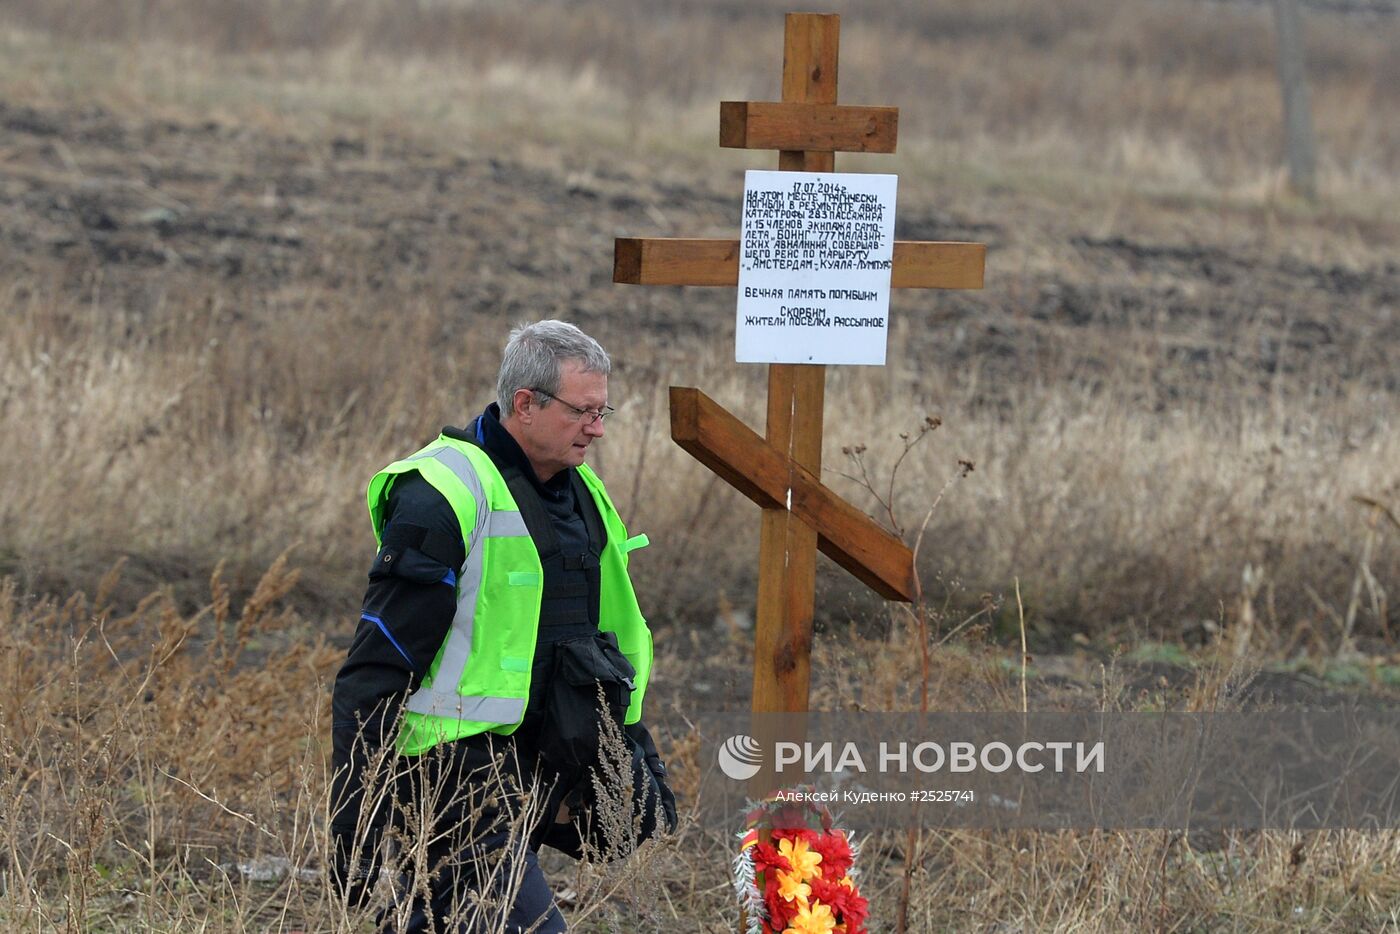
[736,170,898,365]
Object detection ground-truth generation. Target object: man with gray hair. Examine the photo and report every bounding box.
[330,320,674,932]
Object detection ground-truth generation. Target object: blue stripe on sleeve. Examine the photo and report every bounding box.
[441,569,456,587]
[360,612,416,669]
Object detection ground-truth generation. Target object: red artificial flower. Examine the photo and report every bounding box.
[843,893,869,930]
[752,842,791,875]
[809,831,854,879]
[763,876,798,931]
[807,874,869,930]
[807,875,845,911]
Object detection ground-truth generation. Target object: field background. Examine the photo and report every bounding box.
[2,0,1400,930]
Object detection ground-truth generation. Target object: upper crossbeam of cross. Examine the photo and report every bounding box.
[612,12,986,714]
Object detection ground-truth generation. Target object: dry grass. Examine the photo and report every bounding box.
[5,565,1400,931]
[1,0,1400,929]
[0,560,341,931]
[5,279,1394,644]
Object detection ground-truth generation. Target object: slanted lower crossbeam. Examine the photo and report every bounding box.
[670,387,916,602]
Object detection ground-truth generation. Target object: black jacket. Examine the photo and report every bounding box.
[329,406,674,850]
[330,404,595,831]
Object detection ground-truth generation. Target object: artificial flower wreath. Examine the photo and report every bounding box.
[733,793,868,934]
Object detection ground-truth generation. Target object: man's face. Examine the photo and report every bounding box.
[510,360,608,482]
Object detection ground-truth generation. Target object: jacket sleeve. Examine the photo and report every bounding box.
[329,473,465,834]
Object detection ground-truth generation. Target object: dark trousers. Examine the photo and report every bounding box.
[378,729,668,933]
[386,828,566,934]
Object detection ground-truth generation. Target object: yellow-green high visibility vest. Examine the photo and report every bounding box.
[366,434,653,757]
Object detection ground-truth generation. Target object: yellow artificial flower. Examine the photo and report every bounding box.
[777,836,823,880]
[775,869,811,905]
[838,875,855,889]
[782,901,837,934]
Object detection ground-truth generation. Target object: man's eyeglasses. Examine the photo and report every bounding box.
[531,389,615,424]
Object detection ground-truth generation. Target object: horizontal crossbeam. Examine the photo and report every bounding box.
[614,237,985,290]
[670,386,916,602]
[720,101,898,153]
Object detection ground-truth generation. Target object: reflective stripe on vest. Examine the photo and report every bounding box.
[400,444,530,724]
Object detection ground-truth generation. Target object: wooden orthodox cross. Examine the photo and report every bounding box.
[614,13,986,717]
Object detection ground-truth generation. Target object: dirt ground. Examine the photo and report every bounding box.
[5,96,1398,407]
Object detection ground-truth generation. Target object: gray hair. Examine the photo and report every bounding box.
[497,319,611,417]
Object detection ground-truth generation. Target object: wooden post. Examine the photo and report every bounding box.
[1273,0,1318,200]
[752,13,838,716]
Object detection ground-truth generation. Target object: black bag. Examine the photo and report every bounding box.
[537,632,636,778]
